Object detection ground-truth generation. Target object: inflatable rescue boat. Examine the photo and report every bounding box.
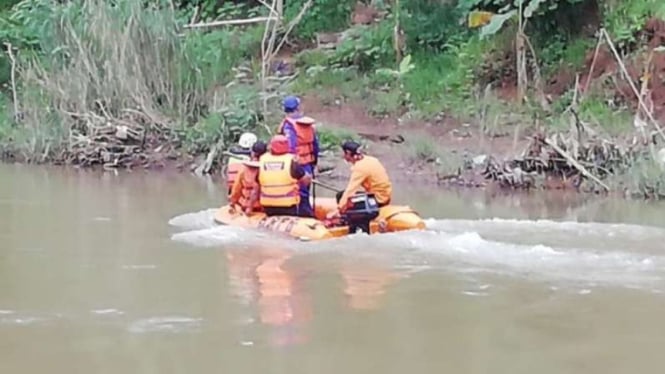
[213,196,426,241]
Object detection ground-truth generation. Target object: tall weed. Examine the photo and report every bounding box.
[3,0,264,161]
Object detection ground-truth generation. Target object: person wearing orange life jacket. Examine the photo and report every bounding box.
[326,140,393,219]
[276,96,320,218]
[226,132,257,195]
[228,141,268,215]
[258,135,311,217]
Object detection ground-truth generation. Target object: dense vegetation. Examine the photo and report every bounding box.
[0,0,664,194]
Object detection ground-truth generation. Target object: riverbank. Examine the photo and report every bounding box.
[0,67,661,200]
[1,0,664,199]
[302,93,665,201]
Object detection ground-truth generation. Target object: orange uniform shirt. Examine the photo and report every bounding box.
[338,155,392,209]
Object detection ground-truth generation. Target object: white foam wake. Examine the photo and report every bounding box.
[347,229,665,289]
[168,208,218,231]
[425,218,665,253]
[167,210,665,291]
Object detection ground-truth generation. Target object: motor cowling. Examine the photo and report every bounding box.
[341,192,380,234]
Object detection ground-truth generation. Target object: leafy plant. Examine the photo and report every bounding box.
[316,125,356,151]
[178,88,262,154]
[603,0,665,49]
[329,21,394,72]
[285,0,355,40]
[401,0,470,52]
[403,37,487,117]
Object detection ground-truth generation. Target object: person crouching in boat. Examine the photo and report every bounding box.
[226,132,258,195]
[228,141,268,215]
[259,135,312,217]
[326,140,393,219]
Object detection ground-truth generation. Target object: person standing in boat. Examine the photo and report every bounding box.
[326,140,393,219]
[258,135,311,217]
[226,132,258,195]
[276,95,320,218]
[228,141,268,215]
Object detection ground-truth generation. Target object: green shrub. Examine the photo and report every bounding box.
[284,0,355,40]
[603,0,665,49]
[329,21,394,72]
[402,0,470,53]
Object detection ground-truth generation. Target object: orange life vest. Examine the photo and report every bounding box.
[238,167,262,211]
[226,152,250,190]
[277,117,316,165]
[258,153,299,207]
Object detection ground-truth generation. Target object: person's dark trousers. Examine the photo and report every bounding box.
[335,191,390,207]
[297,163,315,217]
[264,206,298,217]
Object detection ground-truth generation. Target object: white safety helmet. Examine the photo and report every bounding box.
[238,132,258,149]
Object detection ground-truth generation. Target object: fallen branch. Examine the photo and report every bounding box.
[194,137,225,176]
[184,16,279,29]
[543,137,610,191]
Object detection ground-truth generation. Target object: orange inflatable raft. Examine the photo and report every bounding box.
[213,197,426,241]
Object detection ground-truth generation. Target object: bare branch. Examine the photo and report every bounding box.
[582,32,604,95]
[257,0,280,17]
[184,16,280,29]
[269,0,313,60]
[189,5,200,24]
[601,28,665,142]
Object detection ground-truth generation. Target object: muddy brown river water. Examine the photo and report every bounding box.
[2,163,665,373]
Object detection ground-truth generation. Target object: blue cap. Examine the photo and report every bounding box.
[283,95,300,112]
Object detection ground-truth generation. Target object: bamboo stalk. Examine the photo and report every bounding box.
[3,43,20,118]
[260,0,280,114]
[393,0,402,64]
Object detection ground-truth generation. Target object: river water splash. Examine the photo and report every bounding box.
[3,164,665,373]
[170,210,665,292]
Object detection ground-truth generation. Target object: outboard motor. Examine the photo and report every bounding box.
[341,192,380,234]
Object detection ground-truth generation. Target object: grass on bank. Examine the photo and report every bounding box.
[0,0,270,163]
[316,125,357,152]
[606,149,665,198]
[291,34,485,121]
